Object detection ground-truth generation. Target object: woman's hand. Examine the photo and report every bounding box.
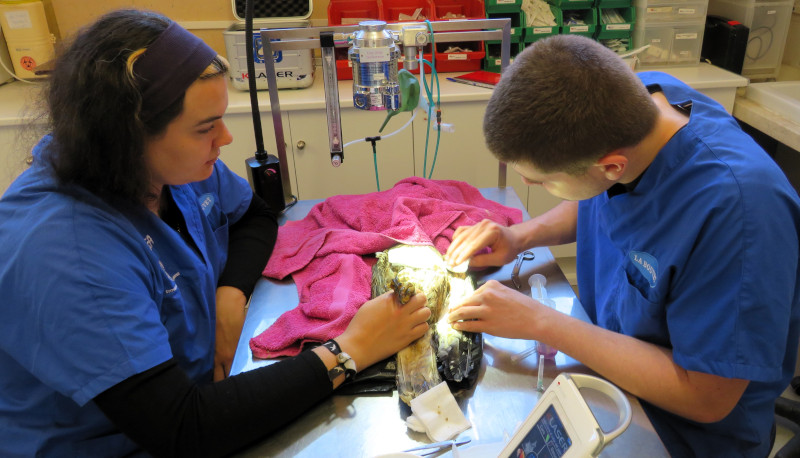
[445,219,523,270]
[335,291,431,370]
[213,286,248,381]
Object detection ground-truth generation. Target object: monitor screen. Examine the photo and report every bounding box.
[507,404,572,458]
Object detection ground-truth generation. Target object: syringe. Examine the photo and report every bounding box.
[529,274,558,359]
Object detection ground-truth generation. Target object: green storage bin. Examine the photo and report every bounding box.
[595,7,634,39]
[485,0,522,13]
[523,4,561,42]
[547,0,594,11]
[483,38,524,72]
[561,8,596,37]
[487,10,525,40]
[595,0,631,8]
[598,33,632,54]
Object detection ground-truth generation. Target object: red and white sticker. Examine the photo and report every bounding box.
[19,56,36,72]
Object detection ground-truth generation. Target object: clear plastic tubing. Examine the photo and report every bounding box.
[529,274,558,359]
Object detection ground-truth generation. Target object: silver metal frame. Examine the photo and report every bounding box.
[259,18,512,202]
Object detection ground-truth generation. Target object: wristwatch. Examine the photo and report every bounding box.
[322,339,357,382]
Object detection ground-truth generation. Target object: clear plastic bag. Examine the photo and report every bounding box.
[372,245,482,404]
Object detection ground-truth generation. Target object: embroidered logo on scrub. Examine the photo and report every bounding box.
[143,234,181,295]
[199,193,215,216]
[629,251,658,288]
[159,261,180,295]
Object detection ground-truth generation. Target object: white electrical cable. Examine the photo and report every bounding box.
[381,109,417,139]
[342,137,364,149]
[342,109,418,149]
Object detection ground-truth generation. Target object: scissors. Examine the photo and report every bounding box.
[511,250,535,290]
[403,438,471,455]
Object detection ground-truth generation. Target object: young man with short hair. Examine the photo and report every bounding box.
[446,35,800,457]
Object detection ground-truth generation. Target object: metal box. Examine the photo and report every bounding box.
[223,21,314,91]
[224,0,315,90]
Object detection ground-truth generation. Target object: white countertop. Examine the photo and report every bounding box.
[0,80,46,127]
[733,93,800,153]
[0,62,749,127]
[639,63,748,90]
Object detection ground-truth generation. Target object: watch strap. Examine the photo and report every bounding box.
[327,365,346,381]
[322,339,357,382]
[322,339,341,355]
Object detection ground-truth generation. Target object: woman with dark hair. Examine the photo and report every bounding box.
[0,9,430,457]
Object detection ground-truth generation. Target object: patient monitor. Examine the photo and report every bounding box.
[499,373,632,458]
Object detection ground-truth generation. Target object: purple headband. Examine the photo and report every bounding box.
[133,21,218,122]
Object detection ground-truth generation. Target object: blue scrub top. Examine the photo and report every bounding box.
[577,72,800,457]
[0,135,252,456]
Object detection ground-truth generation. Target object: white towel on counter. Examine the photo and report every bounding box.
[405,381,471,442]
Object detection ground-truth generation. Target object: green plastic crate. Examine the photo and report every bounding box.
[523,4,561,41]
[561,8,596,37]
[483,38,524,72]
[485,0,522,13]
[598,34,633,54]
[487,10,525,40]
[523,28,558,46]
[595,0,631,8]
[595,7,634,39]
[547,0,594,11]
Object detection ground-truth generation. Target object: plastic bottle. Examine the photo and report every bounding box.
[0,0,55,79]
[528,274,558,359]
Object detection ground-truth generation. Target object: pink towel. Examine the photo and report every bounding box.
[250,177,523,358]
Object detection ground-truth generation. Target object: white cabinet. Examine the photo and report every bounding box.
[287,107,415,200]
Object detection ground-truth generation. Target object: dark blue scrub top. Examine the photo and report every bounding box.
[0,135,252,456]
[577,72,800,457]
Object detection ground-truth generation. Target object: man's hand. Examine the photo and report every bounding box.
[445,220,523,270]
[448,279,542,339]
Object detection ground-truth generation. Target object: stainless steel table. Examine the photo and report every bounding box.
[231,187,669,458]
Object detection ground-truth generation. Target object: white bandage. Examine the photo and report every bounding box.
[405,381,471,442]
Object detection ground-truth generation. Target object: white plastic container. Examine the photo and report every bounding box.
[707,0,793,79]
[636,0,708,23]
[0,0,54,79]
[223,21,315,91]
[634,22,705,66]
